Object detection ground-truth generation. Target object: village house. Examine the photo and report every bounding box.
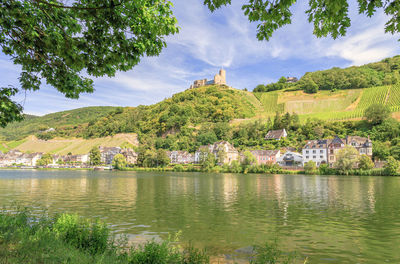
[166,151,194,164]
[190,69,226,89]
[327,136,346,166]
[302,140,328,167]
[277,151,303,167]
[249,150,280,165]
[286,77,298,83]
[345,136,373,157]
[303,136,373,167]
[0,150,23,166]
[195,141,239,165]
[121,148,138,164]
[15,153,43,166]
[63,154,89,164]
[99,146,121,164]
[265,129,287,140]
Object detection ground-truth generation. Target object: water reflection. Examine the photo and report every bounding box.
[0,170,399,263]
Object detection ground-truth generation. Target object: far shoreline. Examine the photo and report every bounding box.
[0,166,397,177]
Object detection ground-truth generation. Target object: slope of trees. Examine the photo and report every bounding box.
[254,55,400,93]
[83,85,257,140]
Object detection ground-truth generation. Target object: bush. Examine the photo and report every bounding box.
[53,213,109,254]
[173,164,184,172]
[0,210,210,264]
[304,160,317,174]
[251,240,297,264]
[319,163,336,175]
[384,156,399,176]
[359,154,374,170]
[365,104,391,125]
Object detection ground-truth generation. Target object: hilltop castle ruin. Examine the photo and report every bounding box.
[190,69,226,89]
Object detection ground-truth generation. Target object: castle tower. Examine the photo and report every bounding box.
[213,69,226,85]
[219,69,226,85]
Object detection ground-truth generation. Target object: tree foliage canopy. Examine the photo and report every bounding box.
[89,146,101,165]
[205,0,400,41]
[365,104,391,125]
[336,146,360,174]
[112,153,127,170]
[0,0,179,126]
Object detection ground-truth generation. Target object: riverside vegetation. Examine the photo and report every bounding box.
[0,209,303,264]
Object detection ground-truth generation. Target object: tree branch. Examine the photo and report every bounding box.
[32,0,122,10]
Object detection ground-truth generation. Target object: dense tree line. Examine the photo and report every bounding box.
[254,56,400,94]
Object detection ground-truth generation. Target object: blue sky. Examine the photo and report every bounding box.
[1,0,400,115]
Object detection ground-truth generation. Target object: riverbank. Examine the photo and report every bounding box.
[0,164,398,176]
[0,209,300,264]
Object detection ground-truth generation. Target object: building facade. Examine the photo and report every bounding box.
[265,129,287,140]
[345,136,373,157]
[249,150,280,165]
[302,140,328,167]
[167,151,194,164]
[277,151,303,167]
[195,141,239,165]
[99,146,121,164]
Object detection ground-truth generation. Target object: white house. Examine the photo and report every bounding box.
[99,147,121,164]
[167,151,194,164]
[302,140,328,167]
[15,153,42,166]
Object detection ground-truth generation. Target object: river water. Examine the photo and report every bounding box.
[0,170,399,263]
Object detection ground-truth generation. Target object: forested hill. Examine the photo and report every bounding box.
[254,55,400,93]
[0,106,118,141]
[0,86,259,141]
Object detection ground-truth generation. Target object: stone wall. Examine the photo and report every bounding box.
[190,69,226,88]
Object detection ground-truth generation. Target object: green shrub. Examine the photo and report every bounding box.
[304,160,317,174]
[53,213,109,254]
[173,164,184,172]
[251,240,297,264]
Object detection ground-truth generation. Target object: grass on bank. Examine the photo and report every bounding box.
[0,209,304,264]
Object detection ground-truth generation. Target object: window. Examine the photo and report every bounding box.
[306,150,309,154]
[320,150,323,153]
[306,156,309,159]
[313,150,316,154]
[330,150,333,154]
[320,156,323,158]
[313,156,316,159]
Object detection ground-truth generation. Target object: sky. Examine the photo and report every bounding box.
[1,0,400,116]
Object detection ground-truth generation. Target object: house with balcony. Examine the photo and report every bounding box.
[277,151,303,167]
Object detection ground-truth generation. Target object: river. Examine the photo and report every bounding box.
[0,169,399,263]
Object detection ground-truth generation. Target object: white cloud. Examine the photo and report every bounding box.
[324,25,399,65]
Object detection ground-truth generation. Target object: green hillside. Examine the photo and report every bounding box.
[2,55,400,153]
[83,85,260,138]
[0,106,118,141]
[254,55,400,93]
